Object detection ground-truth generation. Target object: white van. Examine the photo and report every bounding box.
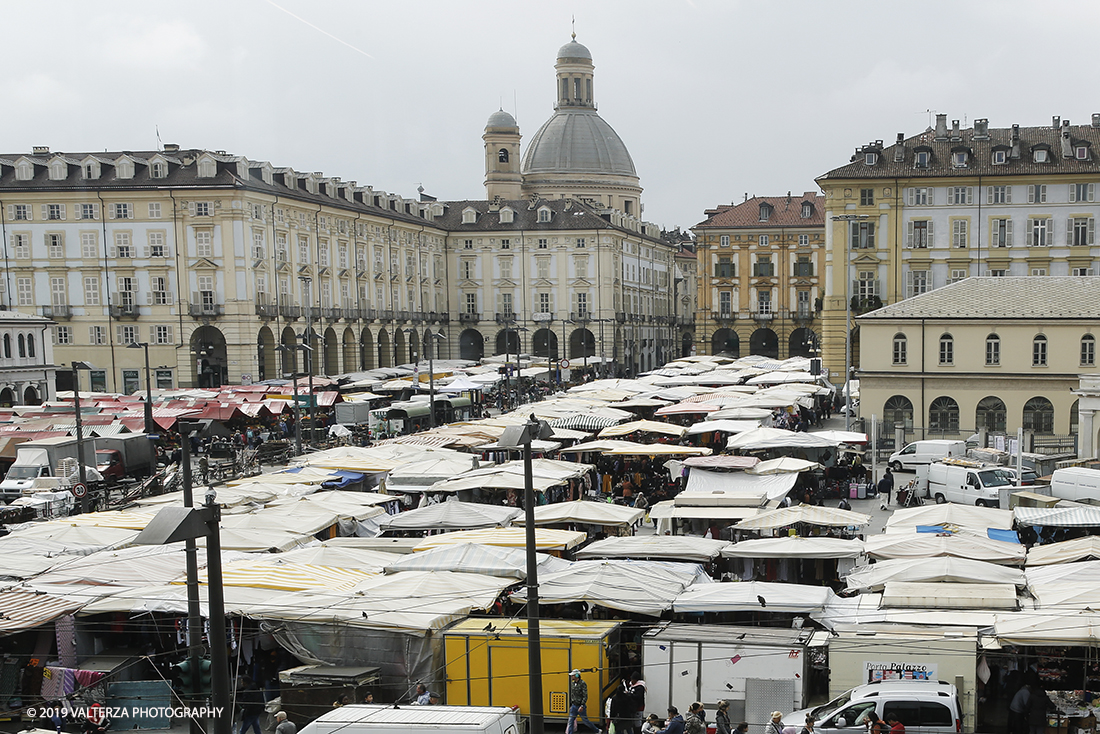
[784,680,961,734]
[888,441,966,472]
[926,462,1017,506]
[1049,466,1100,503]
[298,705,523,734]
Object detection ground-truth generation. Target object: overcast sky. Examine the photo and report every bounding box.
[6,0,1100,231]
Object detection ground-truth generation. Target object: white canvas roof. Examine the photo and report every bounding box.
[685,468,798,502]
[885,504,1015,534]
[379,502,521,531]
[1014,505,1100,527]
[865,533,1026,565]
[727,427,839,450]
[813,593,1004,630]
[520,501,645,528]
[386,456,479,486]
[881,582,1018,609]
[1026,537,1100,566]
[382,543,571,579]
[674,581,832,613]
[845,556,1027,592]
[574,535,730,562]
[0,523,138,556]
[747,457,821,475]
[734,503,870,529]
[994,611,1100,646]
[685,419,761,436]
[1026,558,1100,586]
[1028,581,1100,610]
[722,536,865,559]
[511,560,697,616]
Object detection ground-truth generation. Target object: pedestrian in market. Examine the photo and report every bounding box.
[567,669,599,734]
[684,703,705,734]
[878,467,894,505]
[655,707,685,734]
[238,677,265,734]
[274,712,296,734]
[714,701,731,734]
[765,711,785,734]
[800,714,817,734]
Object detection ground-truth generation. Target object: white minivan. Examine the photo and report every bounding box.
[784,680,961,734]
[299,705,523,734]
[926,462,1016,506]
[1050,466,1100,503]
[888,440,966,472]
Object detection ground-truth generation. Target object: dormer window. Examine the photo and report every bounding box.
[48,159,67,181]
[116,156,135,179]
[864,152,878,166]
[537,207,552,223]
[1077,146,1090,161]
[461,208,478,225]
[83,161,100,180]
[499,207,514,224]
[196,155,217,178]
[150,158,168,178]
[14,159,33,181]
[801,202,813,218]
[759,203,772,222]
[914,149,930,169]
[992,150,1007,165]
[952,150,968,167]
[1033,148,1049,163]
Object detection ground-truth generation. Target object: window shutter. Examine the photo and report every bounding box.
[1005,187,1011,204]
[948,188,955,205]
[868,223,875,248]
[1090,183,1096,202]
[986,187,993,205]
[1041,186,1047,203]
[192,291,200,306]
[1068,218,1074,245]
[905,270,913,297]
[966,187,973,205]
[188,202,196,216]
[1028,186,1035,204]
[1071,184,1078,203]
[108,204,116,219]
[40,205,49,220]
[4,206,11,220]
[926,188,934,205]
[1005,219,1013,246]
[906,222,914,247]
[142,246,150,258]
[167,325,174,344]
[108,245,117,258]
[907,188,915,206]
[92,204,100,219]
[1027,220,1034,247]
[89,326,96,343]
[116,326,123,343]
[144,291,152,305]
[1091,217,1096,246]
[927,220,935,247]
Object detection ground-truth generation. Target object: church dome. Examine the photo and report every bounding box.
[521,108,636,177]
[486,109,518,129]
[557,39,592,60]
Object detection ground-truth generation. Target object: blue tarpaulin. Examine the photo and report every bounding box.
[282,467,365,488]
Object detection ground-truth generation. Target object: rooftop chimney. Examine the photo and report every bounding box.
[1010,124,1021,159]
[950,120,961,140]
[934,114,948,141]
[973,118,989,140]
[1093,114,1100,129]
[1062,129,1074,159]
[32,146,49,155]
[894,132,906,162]
[163,143,180,153]
[1053,116,1061,129]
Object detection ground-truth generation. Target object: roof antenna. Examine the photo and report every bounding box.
[513,90,518,122]
[156,125,162,151]
[571,15,576,40]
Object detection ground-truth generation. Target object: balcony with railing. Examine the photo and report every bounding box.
[711,311,735,323]
[322,307,341,321]
[40,305,73,320]
[495,312,517,324]
[569,311,591,323]
[188,302,224,318]
[280,304,301,320]
[615,312,626,323]
[753,305,774,321]
[111,299,140,320]
[255,302,278,318]
[459,312,480,323]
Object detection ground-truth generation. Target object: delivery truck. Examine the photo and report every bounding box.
[643,623,828,726]
[443,618,622,721]
[0,436,89,501]
[94,434,156,483]
[919,459,1017,506]
[1049,466,1100,503]
[299,704,523,734]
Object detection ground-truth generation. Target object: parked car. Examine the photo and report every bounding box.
[784,680,961,734]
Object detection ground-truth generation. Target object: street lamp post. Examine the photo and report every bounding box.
[275,345,305,456]
[832,214,868,431]
[425,330,447,428]
[128,342,159,492]
[71,361,94,513]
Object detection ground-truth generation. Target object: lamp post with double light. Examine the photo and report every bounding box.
[275,344,306,456]
[71,361,94,513]
[128,341,159,491]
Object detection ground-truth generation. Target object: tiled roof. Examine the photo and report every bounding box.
[694,192,824,229]
[432,198,666,244]
[859,276,1100,320]
[820,119,1100,180]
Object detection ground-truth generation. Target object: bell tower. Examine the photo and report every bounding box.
[555,33,595,111]
[483,109,522,201]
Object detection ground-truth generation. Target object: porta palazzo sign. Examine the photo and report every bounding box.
[865,661,938,683]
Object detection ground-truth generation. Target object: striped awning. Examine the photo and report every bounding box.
[550,413,622,431]
[0,588,83,634]
[190,562,376,591]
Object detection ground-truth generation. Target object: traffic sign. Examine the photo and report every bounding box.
[559,359,570,369]
[71,483,87,499]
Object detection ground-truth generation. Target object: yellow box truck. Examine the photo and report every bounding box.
[444,619,623,720]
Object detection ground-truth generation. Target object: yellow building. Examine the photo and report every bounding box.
[692,193,824,358]
[817,113,1100,378]
[857,276,1097,450]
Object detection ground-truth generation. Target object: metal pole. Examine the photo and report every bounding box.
[429,335,436,429]
[523,415,544,734]
[291,371,303,456]
[72,363,89,514]
[179,421,203,734]
[143,345,159,493]
[504,327,510,413]
[203,495,230,734]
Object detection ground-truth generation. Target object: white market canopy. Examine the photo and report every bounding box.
[885,504,1015,534]
[722,536,865,559]
[727,427,839,451]
[734,503,871,530]
[382,543,571,579]
[0,523,138,556]
[599,420,688,438]
[268,544,404,572]
[845,556,1027,592]
[994,612,1100,646]
[511,560,697,616]
[864,532,1026,565]
[379,502,522,531]
[685,419,762,436]
[685,468,798,502]
[386,456,480,489]
[747,457,821,475]
[413,527,587,552]
[1026,536,1100,566]
[809,430,869,444]
[673,581,833,614]
[574,535,730,563]
[520,501,645,528]
[881,581,1019,610]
